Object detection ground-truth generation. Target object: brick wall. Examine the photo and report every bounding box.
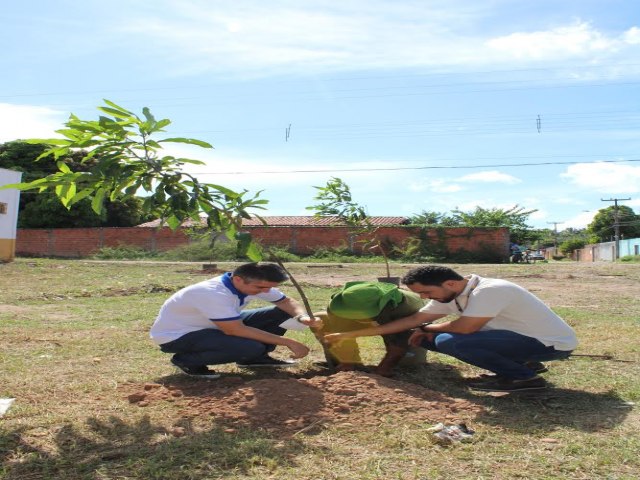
[17,225,510,259]
[17,227,190,257]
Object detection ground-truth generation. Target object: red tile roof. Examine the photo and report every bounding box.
[138,215,409,228]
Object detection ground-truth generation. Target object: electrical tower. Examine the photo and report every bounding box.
[601,197,631,259]
[547,221,564,251]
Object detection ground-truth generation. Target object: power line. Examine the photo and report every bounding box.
[204,157,640,175]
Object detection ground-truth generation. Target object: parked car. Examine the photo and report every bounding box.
[525,250,546,262]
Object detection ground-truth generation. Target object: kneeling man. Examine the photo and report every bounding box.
[324,265,577,392]
[151,262,318,378]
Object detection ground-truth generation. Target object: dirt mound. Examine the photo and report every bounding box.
[122,371,483,436]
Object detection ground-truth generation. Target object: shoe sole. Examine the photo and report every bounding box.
[469,384,547,392]
[236,363,297,368]
[173,367,220,379]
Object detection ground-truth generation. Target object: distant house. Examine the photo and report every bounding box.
[137,215,410,228]
[136,216,412,255]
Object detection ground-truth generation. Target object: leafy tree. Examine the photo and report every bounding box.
[1,140,151,227]
[17,195,151,228]
[306,177,367,222]
[409,210,458,226]
[307,177,395,279]
[3,100,266,242]
[449,205,537,244]
[410,205,538,245]
[559,239,586,256]
[587,206,640,242]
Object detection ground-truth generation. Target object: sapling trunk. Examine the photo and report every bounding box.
[273,258,337,369]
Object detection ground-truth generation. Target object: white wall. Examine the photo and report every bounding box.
[0,168,23,261]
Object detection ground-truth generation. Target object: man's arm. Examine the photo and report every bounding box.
[214,319,310,358]
[272,296,306,317]
[420,315,493,334]
[272,297,322,328]
[407,314,493,347]
[324,311,446,342]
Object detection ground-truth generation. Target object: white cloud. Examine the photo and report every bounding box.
[561,162,640,194]
[0,104,64,143]
[120,3,640,76]
[459,170,521,184]
[408,178,463,193]
[562,210,596,230]
[486,22,617,60]
[623,26,640,44]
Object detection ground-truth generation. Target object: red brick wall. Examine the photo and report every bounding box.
[17,227,190,257]
[17,226,510,259]
[245,225,509,256]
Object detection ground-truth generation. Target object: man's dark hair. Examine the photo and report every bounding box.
[233,262,289,283]
[401,265,464,286]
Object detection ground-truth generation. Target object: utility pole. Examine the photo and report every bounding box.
[601,197,631,259]
[547,221,563,252]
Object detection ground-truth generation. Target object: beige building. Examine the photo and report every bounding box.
[0,168,22,262]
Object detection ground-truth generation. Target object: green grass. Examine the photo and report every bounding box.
[1,258,639,479]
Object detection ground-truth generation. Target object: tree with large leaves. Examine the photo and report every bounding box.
[0,140,151,228]
[4,100,267,244]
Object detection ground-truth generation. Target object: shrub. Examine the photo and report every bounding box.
[560,239,586,256]
[262,245,302,262]
[300,246,381,263]
[158,239,238,262]
[92,245,158,260]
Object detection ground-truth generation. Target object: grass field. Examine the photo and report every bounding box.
[1,258,639,480]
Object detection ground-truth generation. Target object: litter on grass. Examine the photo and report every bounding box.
[0,398,15,417]
[428,422,475,444]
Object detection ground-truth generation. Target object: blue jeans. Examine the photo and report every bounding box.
[159,307,290,367]
[420,329,572,379]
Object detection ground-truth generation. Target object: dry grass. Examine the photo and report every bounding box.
[1,258,639,480]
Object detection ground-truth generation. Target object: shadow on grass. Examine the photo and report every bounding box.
[0,414,315,480]
[469,387,634,433]
[397,363,634,434]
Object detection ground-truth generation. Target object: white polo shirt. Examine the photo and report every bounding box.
[149,272,286,345]
[420,274,578,351]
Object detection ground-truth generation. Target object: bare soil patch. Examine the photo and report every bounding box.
[121,371,483,437]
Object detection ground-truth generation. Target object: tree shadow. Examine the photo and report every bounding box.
[467,387,634,434]
[395,363,634,434]
[1,413,315,480]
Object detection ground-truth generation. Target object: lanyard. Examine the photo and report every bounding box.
[453,275,480,313]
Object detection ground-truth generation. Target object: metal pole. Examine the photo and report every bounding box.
[601,198,631,260]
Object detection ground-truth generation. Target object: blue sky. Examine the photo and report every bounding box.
[2,0,640,230]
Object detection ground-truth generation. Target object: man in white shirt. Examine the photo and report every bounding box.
[151,262,318,378]
[324,265,577,392]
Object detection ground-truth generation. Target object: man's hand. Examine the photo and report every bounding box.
[296,314,323,329]
[323,332,347,343]
[285,340,310,359]
[408,329,434,347]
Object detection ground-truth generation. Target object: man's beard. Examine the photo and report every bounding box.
[440,291,457,303]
